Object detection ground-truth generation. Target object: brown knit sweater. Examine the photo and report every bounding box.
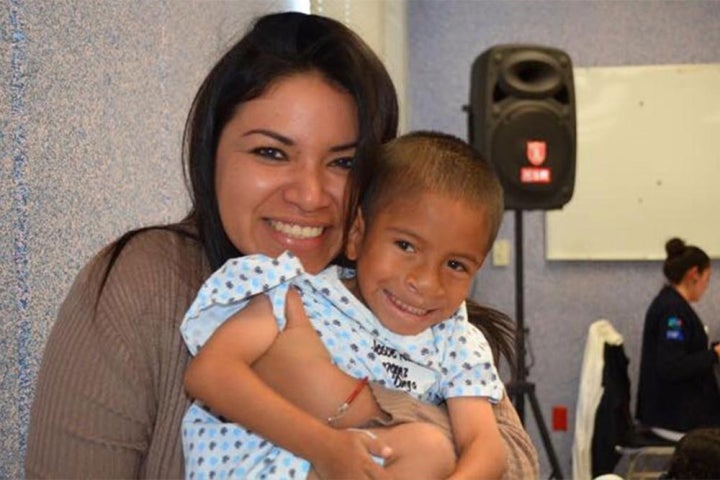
[25,229,538,479]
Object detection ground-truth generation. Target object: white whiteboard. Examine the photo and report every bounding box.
[546,64,720,260]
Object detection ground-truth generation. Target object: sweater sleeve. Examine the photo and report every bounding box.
[25,230,203,479]
[494,393,540,480]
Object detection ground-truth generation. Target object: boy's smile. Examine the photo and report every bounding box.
[345,191,490,335]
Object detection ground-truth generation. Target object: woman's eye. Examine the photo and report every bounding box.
[394,240,414,252]
[251,147,286,161]
[447,260,468,273]
[330,156,354,170]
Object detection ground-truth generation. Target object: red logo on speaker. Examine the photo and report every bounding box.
[526,140,547,166]
[520,167,551,184]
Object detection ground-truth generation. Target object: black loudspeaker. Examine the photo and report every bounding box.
[469,44,576,210]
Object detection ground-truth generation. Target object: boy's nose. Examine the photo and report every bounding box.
[406,263,444,297]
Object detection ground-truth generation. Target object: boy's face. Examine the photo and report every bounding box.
[346,191,490,336]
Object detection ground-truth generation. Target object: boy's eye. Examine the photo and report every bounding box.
[251,147,286,161]
[394,240,415,253]
[330,156,354,170]
[447,260,468,273]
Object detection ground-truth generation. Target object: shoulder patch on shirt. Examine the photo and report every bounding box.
[665,316,684,341]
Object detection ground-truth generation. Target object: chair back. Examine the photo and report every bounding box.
[574,319,677,480]
[573,319,625,480]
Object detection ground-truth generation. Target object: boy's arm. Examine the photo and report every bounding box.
[184,291,391,479]
[446,396,508,480]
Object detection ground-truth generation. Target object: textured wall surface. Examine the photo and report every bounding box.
[407,0,720,476]
[0,1,290,477]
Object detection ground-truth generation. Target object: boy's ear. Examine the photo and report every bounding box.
[345,209,366,261]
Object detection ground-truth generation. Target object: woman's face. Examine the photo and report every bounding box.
[688,266,712,302]
[215,71,358,274]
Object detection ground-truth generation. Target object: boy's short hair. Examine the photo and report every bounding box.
[346,131,504,254]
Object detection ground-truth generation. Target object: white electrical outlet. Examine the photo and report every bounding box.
[492,239,511,267]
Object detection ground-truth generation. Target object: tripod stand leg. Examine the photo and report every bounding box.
[527,387,564,479]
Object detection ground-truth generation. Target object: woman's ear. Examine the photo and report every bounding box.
[686,265,700,283]
[345,209,366,261]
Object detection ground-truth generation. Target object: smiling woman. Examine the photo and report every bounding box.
[214,71,358,274]
[25,11,537,480]
[25,12,398,478]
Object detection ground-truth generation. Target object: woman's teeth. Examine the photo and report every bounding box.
[270,221,323,239]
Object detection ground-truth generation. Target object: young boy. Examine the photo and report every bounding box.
[181,131,508,479]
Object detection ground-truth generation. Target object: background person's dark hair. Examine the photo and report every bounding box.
[664,428,720,479]
[663,237,710,285]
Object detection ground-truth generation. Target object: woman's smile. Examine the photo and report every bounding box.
[268,220,325,240]
[214,71,359,273]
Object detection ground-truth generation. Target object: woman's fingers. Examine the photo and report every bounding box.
[312,429,392,480]
[348,428,394,461]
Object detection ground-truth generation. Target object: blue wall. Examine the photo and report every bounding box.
[407,0,720,476]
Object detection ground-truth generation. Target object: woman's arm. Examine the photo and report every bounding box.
[493,393,540,480]
[446,397,507,480]
[26,262,153,478]
[26,229,197,479]
[654,309,718,381]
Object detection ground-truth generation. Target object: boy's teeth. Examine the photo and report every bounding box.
[390,293,428,315]
[270,221,323,239]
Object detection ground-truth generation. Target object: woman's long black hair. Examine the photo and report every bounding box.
[98,11,397,286]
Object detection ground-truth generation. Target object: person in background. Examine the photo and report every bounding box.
[25,11,537,479]
[181,131,507,479]
[662,427,720,479]
[636,237,720,441]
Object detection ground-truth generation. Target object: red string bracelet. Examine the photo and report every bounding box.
[327,376,369,425]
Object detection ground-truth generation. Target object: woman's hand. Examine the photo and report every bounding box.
[309,428,393,480]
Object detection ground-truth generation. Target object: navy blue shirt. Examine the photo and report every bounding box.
[636,286,720,431]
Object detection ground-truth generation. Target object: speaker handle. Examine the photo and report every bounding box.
[497,50,566,98]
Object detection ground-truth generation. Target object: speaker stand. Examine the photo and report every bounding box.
[506,210,563,479]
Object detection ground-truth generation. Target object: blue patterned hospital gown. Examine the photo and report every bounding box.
[180,251,502,480]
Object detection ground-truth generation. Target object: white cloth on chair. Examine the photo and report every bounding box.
[573,319,624,480]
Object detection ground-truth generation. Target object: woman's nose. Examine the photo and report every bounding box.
[284,164,331,211]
